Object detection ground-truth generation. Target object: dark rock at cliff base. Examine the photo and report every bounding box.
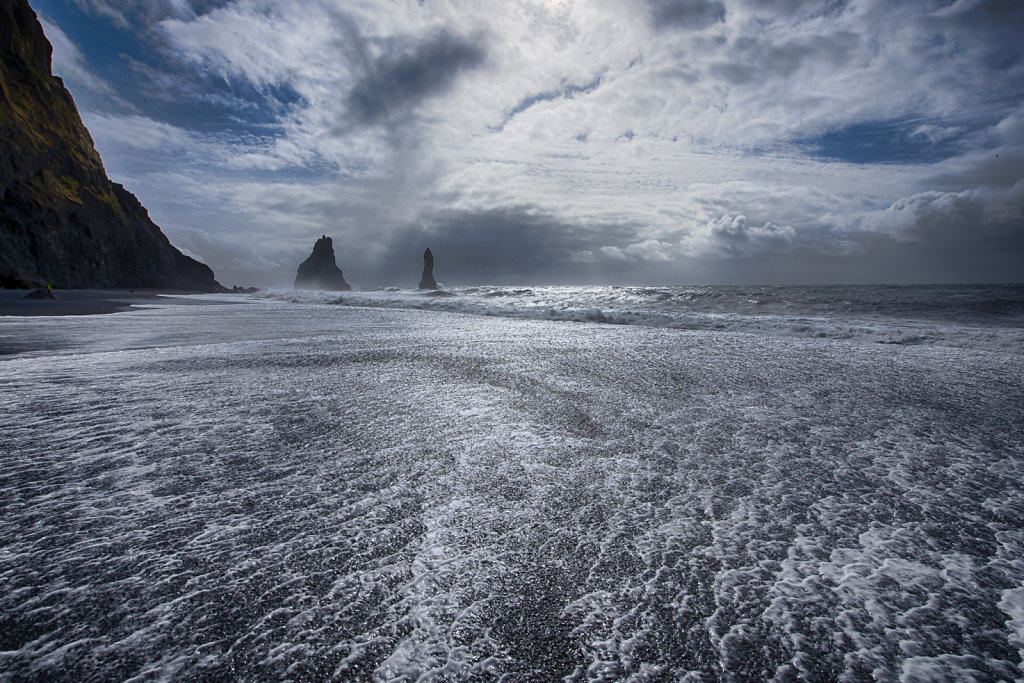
[295,235,350,291]
[418,248,438,290]
[0,0,223,291]
[23,287,55,299]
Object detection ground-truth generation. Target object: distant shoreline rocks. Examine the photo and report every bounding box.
[292,239,445,292]
[294,235,350,291]
[419,248,439,290]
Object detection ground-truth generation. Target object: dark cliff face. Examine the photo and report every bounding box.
[294,235,350,291]
[0,0,222,291]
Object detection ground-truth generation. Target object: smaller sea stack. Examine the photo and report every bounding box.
[418,248,438,290]
[294,235,350,290]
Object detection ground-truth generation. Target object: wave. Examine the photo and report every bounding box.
[263,285,1024,353]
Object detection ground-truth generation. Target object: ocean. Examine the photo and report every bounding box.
[1,284,1022,680]
[264,284,1024,351]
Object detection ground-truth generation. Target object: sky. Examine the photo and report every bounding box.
[30,0,1024,286]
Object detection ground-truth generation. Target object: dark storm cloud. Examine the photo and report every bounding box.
[736,0,848,20]
[925,0,1024,68]
[908,1,1024,104]
[710,61,753,85]
[647,0,726,31]
[867,186,1024,283]
[750,183,1024,284]
[346,32,485,126]
[373,207,637,286]
[709,29,859,89]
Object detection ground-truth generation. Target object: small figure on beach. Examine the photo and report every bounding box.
[419,248,439,290]
[23,284,57,300]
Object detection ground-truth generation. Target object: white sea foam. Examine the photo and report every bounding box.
[0,295,1022,679]
[267,284,1024,354]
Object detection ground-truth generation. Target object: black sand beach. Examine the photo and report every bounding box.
[0,289,246,317]
[1,294,1022,679]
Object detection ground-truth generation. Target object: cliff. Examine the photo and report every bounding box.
[0,0,222,290]
[294,235,350,290]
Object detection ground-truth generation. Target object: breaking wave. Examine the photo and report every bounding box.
[262,284,1024,353]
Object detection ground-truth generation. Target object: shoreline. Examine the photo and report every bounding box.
[0,289,247,317]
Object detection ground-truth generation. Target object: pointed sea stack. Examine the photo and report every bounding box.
[418,248,438,290]
[0,0,222,291]
[294,235,350,290]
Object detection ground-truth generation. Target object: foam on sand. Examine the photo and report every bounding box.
[1,295,1022,679]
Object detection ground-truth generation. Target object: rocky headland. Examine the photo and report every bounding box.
[294,235,350,290]
[0,0,222,291]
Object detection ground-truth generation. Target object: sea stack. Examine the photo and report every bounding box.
[294,235,350,290]
[418,248,438,290]
[0,0,222,291]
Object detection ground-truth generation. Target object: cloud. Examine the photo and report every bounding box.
[648,0,726,31]
[673,215,797,258]
[625,239,676,261]
[599,240,675,262]
[600,245,629,261]
[69,0,223,28]
[345,32,485,127]
[734,0,845,21]
[49,0,1024,285]
[68,0,131,27]
[905,183,1024,253]
[158,2,337,89]
[829,181,1024,283]
[500,75,603,130]
[859,182,1024,243]
[374,206,624,285]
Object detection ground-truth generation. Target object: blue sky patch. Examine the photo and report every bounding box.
[35,0,296,136]
[798,118,968,165]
